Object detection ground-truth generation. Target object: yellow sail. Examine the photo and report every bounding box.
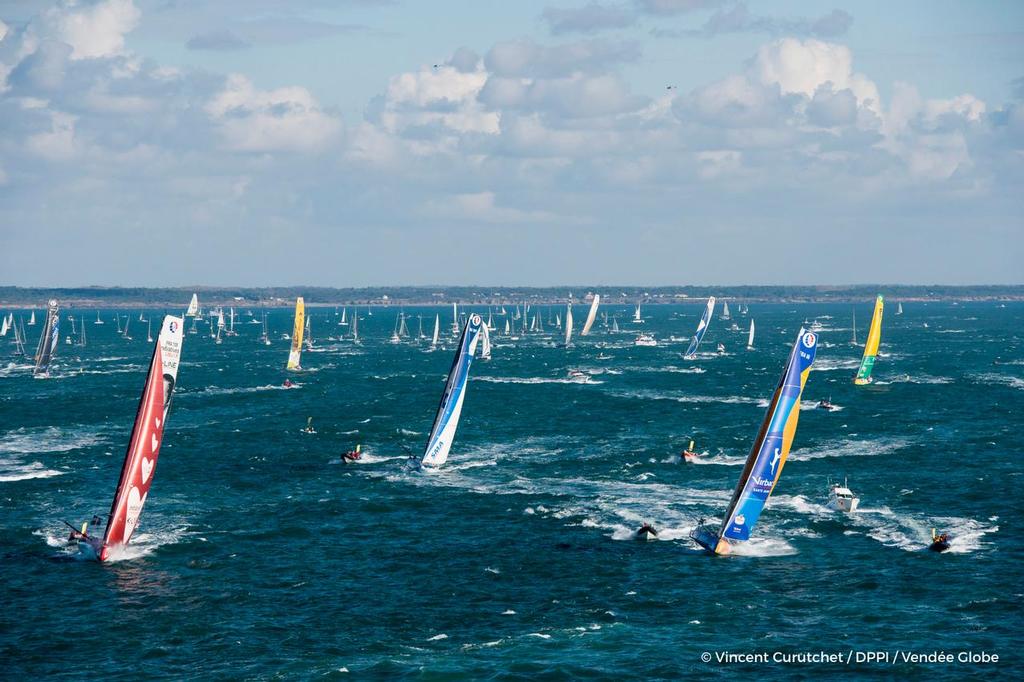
[854,295,883,385]
[286,297,304,370]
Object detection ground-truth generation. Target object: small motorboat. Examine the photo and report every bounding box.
[817,397,836,411]
[634,333,657,347]
[729,322,739,331]
[928,529,951,552]
[341,444,362,463]
[635,522,658,541]
[283,379,295,388]
[827,477,859,513]
[681,439,699,463]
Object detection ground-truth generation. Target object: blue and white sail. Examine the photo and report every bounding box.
[419,314,490,468]
[683,296,716,359]
[691,328,818,554]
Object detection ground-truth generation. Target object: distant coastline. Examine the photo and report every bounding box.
[1,285,1022,308]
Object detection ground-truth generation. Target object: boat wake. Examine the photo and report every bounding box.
[475,376,604,385]
[789,437,909,462]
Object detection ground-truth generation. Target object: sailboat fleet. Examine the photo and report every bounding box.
[0,287,933,561]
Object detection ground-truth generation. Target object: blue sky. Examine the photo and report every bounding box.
[0,0,1021,286]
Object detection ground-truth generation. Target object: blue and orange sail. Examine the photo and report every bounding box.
[691,328,818,555]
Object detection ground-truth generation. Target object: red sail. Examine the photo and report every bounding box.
[100,347,167,561]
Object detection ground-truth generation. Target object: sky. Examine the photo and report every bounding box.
[0,0,1021,287]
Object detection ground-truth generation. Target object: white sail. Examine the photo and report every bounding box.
[504,319,510,335]
[341,308,347,324]
[431,314,440,347]
[633,302,641,322]
[451,302,459,335]
[563,303,573,347]
[0,316,7,336]
[480,320,492,360]
[29,310,36,326]
[186,293,199,317]
[747,319,755,349]
[580,294,600,336]
[722,301,731,320]
[897,302,903,315]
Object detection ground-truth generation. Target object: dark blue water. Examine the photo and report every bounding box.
[2,302,1021,678]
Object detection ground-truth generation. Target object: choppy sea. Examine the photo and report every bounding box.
[1,302,1021,678]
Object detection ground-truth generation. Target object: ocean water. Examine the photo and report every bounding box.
[1,302,1021,679]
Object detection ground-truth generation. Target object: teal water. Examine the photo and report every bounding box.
[2,303,1021,678]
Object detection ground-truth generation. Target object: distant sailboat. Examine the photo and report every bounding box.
[430,314,440,350]
[304,314,313,350]
[13,317,27,356]
[28,310,36,326]
[633,302,642,323]
[147,320,154,344]
[79,317,87,347]
[0,315,7,336]
[854,295,884,385]
[339,308,348,326]
[73,315,185,562]
[691,329,818,554]
[226,308,238,336]
[721,301,731,321]
[451,302,459,336]
[746,319,755,350]
[259,311,271,346]
[580,295,601,336]
[562,303,574,347]
[390,313,402,344]
[351,309,360,344]
[122,316,132,341]
[186,293,199,317]
[851,309,858,346]
[611,316,620,333]
[683,296,716,359]
[94,310,104,325]
[896,302,903,315]
[33,300,60,378]
[286,297,305,370]
[417,314,490,468]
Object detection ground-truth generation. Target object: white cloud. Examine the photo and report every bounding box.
[751,38,880,113]
[205,74,342,152]
[40,0,141,60]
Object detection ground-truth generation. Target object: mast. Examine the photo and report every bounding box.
[747,319,755,349]
[683,296,716,359]
[580,294,600,336]
[431,314,440,347]
[854,295,884,385]
[286,297,305,370]
[563,303,573,347]
[419,314,489,468]
[693,329,818,554]
[33,300,60,377]
[97,315,185,562]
